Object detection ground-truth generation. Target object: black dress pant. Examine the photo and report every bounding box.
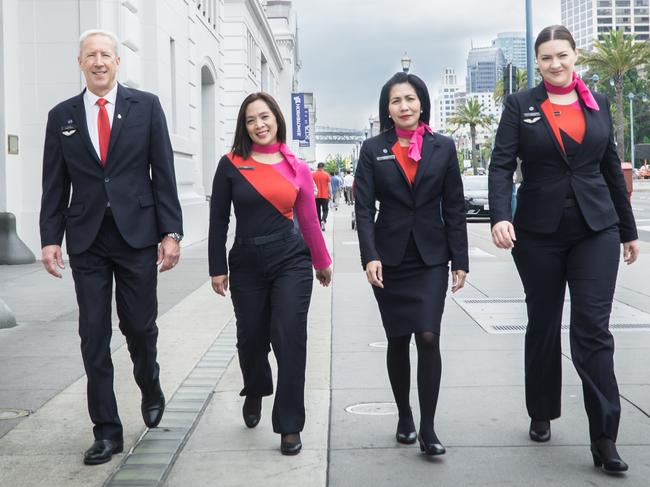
[69,213,160,441]
[512,205,621,441]
[315,198,329,224]
[228,230,313,434]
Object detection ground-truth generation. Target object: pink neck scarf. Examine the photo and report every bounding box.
[251,142,299,173]
[394,121,433,162]
[543,72,599,111]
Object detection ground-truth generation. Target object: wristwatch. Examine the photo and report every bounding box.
[164,232,183,243]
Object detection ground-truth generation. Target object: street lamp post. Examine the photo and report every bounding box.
[401,53,412,74]
[525,0,534,89]
[627,92,648,167]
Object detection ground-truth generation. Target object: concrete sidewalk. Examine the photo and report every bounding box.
[1,202,649,486]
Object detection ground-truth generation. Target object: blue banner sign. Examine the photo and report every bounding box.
[291,93,305,140]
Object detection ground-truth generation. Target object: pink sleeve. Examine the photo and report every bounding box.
[294,163,332,269]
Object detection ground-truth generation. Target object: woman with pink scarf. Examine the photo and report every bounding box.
[354,72,468,456]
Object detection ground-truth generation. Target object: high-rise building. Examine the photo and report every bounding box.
[492,32,527,69]
[433,68,463,133]
[466,46,506,93]
[562,0,650,52]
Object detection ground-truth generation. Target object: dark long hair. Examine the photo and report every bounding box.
[379,72,431,132]
[534,25,576,55]
[232,92,287,159]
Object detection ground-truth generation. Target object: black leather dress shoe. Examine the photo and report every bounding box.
[280,433,302,455]
[591,438,628,473]
[396,416,417,444]
[142,384,165,428]
[83,439,123,465]
[242,396,262,428]
[418,432,446,456]
[529,419,551,442]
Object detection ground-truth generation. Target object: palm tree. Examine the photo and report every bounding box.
[448,99,494,171]
[579,29,649,161]
[493,69,529,105]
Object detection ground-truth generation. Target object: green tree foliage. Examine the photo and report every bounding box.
[448,99,494,171]
[579,29,649,162]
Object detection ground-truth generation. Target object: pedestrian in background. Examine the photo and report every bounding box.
[489,25,639,474]
[39,29,183,465]
[343,170,355,205]
[312,162,331,231]
[209,92,332,455]
[330,170,342,210]
[355,72,468,456]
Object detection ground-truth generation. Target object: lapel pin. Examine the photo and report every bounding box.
[383,148,388,153]
[67,119,73,124]
[529,106,534,111]
[117,114,122,119]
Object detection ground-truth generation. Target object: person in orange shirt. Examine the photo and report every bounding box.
[312,162,331,231]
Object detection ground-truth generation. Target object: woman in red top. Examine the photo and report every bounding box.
[355,73,468,456]
[209,93,332,455]
[489,26,639,473]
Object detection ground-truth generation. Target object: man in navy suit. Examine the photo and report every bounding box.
[39,29,183,465]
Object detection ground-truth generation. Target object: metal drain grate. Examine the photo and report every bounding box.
[454,297,650,334]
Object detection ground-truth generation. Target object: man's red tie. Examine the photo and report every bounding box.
[96,98,110,165]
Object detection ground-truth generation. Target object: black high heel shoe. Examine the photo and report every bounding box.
[418,431,446,456]
[280,433,302,455]
[591,438,628,473]
[242,396,262,428]
[529,419,550,442]
[395,416,417,444]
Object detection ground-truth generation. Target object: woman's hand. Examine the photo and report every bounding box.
[623,240,640,265]
[211,275,229,296]
[365,260,384,288]
[316,267,332,287]
[491,220,517,249]
[451,270,467,293]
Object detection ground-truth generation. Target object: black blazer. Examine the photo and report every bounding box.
[40,84,183,254]
[489,82,637,243]
[354,129,469,272]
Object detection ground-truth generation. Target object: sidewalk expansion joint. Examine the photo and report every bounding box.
[104,318,237,487]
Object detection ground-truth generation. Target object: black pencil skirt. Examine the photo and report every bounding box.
[372,235,449,338]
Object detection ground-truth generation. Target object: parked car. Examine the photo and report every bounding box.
[462,175,490,220]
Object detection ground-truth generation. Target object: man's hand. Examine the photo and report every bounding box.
[157,236,180,272]
[491,220,517,249]
[211,275,229,296]
[623,240,640,265]
[316,266,332,287]
[451,270,467,293]
[365,260,384,288]
[41,245,65,278]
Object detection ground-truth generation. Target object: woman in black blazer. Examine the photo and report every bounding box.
[489,25,639,473]
[355,72,468,455]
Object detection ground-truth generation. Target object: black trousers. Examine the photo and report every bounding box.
[228,231,313,433]
[512,205,621,441]
[69,213,160,441]
[315,198,329,224]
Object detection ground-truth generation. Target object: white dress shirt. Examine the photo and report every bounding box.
[83,83,118,160]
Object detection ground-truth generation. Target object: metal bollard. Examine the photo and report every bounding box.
[0,212,36,264]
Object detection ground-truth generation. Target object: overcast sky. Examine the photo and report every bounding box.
[291,0,561,131]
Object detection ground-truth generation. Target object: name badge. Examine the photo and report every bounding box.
[237,165,255,170]
[376,154,396,161]
[524,111,540,117]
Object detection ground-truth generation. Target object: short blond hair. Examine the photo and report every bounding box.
[79,29,120,55]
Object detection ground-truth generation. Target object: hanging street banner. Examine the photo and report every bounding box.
[291,93,305,140]
[300,114,311,148]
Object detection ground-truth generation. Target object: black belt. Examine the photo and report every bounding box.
[235,228,297,246]
[564,197,578,208]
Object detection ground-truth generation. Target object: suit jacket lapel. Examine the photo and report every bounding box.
[71,91,103,167]
[106,84,133,164]
[412,132,437,190]
[384,130,414,194]
[534,83,570,166]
